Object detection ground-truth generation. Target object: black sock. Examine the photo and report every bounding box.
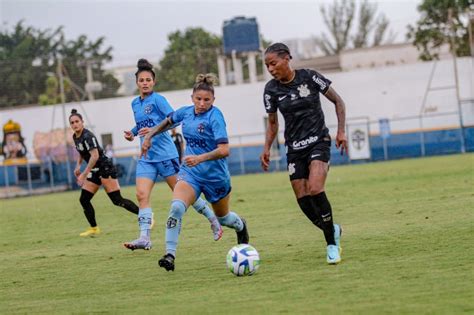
[107,190,139,215]
[297,196,323,230]
[80,189,97,227]
[312,192,336,245]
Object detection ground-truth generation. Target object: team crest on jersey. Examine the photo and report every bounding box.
[77,143,84,151]
[197,123,205,133]
[288,163,296,176]
[264,94,272,110]
[298,84,310,98]
[144,105,153,115]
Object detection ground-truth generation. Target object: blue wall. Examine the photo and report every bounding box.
[1,126,473,190]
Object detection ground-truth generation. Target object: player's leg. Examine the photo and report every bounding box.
[79,179,101,237]
[158,180,196,272]
[208,182,248,244]
[162,159,222,241]
[288,153,323,230]
[123,160,156,250]
[102,178,139,215]
[308,160,340,264]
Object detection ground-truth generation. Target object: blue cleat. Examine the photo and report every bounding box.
[334,223,342,253]
[327,244,341,264]
[123,237,152,251]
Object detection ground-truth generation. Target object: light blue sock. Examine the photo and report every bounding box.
[165,200,187,257]
[138,208,153,240]
[217,212,243,232]
[192,197,217,222]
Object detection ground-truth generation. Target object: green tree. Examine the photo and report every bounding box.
[317,0,393,55]
[156,28,222,92]
[0,21,119,108]
[407,0,471,60]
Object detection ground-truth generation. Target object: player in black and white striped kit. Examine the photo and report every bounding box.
[260,43,348,265]
[70,109,139,237]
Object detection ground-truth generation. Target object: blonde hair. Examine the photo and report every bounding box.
[193,73,218,95]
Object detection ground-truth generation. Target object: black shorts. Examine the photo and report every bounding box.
[286,139,331,181]
[86,161,118,185]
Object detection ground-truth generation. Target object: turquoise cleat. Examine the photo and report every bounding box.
[327,244,341,265]
[334,223,342,253]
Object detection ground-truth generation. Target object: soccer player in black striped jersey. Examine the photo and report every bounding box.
[70,109,139,237]
[261,43,348,265]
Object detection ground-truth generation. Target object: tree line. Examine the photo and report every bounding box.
[0,0,471,108]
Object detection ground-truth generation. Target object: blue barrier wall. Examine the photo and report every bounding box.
[1,126,473,190]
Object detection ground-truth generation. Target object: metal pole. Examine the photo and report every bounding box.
[448,8,466,153]
[49,157,54,191]
[3,165,10,198]
[419,115,425,157]
[238,136,245,175]
[26,161,32,195]
[58,58,73,188]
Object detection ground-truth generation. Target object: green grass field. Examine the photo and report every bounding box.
[1,154,473,314]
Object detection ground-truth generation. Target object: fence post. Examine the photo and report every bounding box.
[26,161,33,195]
[238,136,245,175]
[49,158,55,191]
[419,116,426,157]
[3,165,10,198]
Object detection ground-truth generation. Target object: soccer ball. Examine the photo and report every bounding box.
[226,244,260,276]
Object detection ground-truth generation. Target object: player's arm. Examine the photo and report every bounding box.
[140,117,173,158]
[185,143,229,167]
[260,112,279,171]
[324,86,347,155]
[77,149,99,186]
[74,155,83,177]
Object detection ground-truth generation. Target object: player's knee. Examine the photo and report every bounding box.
[79,190,94,207]
[309,185,325,196]
[167,199,186,225]
[135,189,148,204]
[107,190,123,206]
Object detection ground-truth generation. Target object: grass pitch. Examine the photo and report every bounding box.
[1,154,473,314]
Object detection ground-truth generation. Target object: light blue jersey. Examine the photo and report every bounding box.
[131,92,178,162]
[170,105,230,183]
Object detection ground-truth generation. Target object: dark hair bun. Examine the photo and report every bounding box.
[71,109,78,114]
[137,58,153,70]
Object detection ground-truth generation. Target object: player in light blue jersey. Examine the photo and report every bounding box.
[123,60,222,251]
[141,73,249,271]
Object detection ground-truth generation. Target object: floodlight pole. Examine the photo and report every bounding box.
[57,58,73,188]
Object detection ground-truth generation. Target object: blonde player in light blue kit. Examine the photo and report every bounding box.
[141,73,249,271]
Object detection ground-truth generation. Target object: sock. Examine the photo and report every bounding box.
[192,197,218,223]
[107,190,139,215]
[165,200,187,257]
[79,189,97,227]
[138,208,153,240]
[312,192,336,245]
[217,212,243,232]
[297,196,323,230]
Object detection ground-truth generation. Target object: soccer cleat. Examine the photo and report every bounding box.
[123,237,152,251]
[236,218,249,244]
[334,223,342,253]
[158,254,175,271]
[79,226,100,237]
[211,219,223,241]
[327,244,341,265]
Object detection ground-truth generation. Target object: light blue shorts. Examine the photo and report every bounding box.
[177,170,231,204]
[136,158,180,182]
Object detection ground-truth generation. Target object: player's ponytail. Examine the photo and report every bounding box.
[193,73,218,95]
[135,58,156,80]
[69,108,83,121]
